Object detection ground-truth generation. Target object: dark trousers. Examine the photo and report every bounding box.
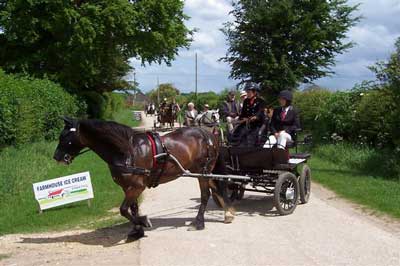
[230,124,260,147]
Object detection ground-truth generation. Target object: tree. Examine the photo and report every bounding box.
[0,0,192,93]
[221,0,360,96]
[367,37,400,146]
[148,83,180,104]
[369,38,400,97]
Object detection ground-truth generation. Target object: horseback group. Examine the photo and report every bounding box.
[153,98,181,128]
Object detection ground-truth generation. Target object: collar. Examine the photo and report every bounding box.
[283,106,292,112]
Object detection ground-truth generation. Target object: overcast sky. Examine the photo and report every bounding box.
[129,0,400,93]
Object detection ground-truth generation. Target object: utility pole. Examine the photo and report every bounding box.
[195,52,198,100]
[157,76,160,105]
[133,72,137,101]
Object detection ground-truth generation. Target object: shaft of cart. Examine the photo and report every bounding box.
[154,153,251,182]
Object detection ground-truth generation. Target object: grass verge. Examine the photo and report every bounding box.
[309,144,400,219]
[0,141,124,235]
[112,107,141,127]
[0,253,11,261]
[0,108,141,235]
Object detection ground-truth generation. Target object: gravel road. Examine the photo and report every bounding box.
[1,112,399,266]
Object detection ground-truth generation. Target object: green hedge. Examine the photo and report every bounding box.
[81,91,124,120]
[0,70,86,146]
[294,86,399,147]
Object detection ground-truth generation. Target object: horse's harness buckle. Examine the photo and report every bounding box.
[146,132,169,188]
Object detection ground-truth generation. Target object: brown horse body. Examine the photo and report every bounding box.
[54,118,234,240]
[158,103,178,127]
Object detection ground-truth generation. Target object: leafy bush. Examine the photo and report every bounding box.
[354,88,395,147]
[294,86,397,146]
[81,91,124,119]
[294,88,332,132]
[0,70,86,146]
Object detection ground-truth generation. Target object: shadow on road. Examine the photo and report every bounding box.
[20,223,132,248]
[19,194,280,248]
[190,194,280,217]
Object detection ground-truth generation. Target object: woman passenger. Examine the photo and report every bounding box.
[265,90,300,149]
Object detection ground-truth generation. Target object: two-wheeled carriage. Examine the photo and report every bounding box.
[212,143,311,215]
[156,131,311,215]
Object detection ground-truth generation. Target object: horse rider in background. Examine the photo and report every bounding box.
[220,91,241,133]
[239,90,247,110]
[184,102,198,126]
[265,90,300,149]
[160,98,168,109]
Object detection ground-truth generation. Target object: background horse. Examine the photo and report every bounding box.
[53,118,234,241]
[158,103,177,128]
[145,103,156,116]
[195,109,220,127]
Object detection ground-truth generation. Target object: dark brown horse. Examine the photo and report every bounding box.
[53,117,234,241]
[158,103,178,128]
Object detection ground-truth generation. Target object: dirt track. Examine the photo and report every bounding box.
[1,113,400,266]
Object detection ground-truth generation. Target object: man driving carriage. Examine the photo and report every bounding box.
[231,82,266,146]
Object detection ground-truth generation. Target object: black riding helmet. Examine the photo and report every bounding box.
[243,81,261,92]
[278,90,293,102]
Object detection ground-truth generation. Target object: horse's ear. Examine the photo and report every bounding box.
[62,116,74,127]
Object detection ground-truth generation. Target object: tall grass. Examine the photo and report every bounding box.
[313,143,400,180]
[0,108,141,235]
[309,143,400,219]
[111,107,141,127]
[0,141,125,235]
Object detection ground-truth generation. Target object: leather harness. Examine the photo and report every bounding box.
[108,131,168,189]
[145,132,168,188]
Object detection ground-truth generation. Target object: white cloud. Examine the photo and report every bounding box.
[192,31,217,49]
[131,0,400,92]
[185,0,232,21]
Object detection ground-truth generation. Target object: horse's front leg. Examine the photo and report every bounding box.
[119,187,146,241]
[190,177,210,230]
[130,199,152,228]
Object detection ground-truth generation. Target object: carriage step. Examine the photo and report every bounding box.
[290,153,311,159]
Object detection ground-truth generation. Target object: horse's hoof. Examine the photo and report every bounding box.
[140,216,153,228]
[188,221,205,231]
[224,211,235,224]
[127,228,145,242]
[224,215,234,224]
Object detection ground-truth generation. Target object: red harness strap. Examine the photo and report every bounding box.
[146,133,157,168]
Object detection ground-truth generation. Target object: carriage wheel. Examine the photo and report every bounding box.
[299,164,311,204]
[274,172,299,215]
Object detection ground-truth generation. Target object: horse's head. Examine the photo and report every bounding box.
[212,109,220,124]
[197,110,220,126]
[53,117,86,165]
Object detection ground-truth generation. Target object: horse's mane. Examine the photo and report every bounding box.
[79,119,142,153]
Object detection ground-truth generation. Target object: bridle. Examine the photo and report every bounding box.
[199,111,219,127]
[62,126,90,164]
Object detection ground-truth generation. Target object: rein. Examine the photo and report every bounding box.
[77,148,91,156]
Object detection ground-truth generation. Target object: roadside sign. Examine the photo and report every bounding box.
[133,111,142,121]
[32,171,94,211]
